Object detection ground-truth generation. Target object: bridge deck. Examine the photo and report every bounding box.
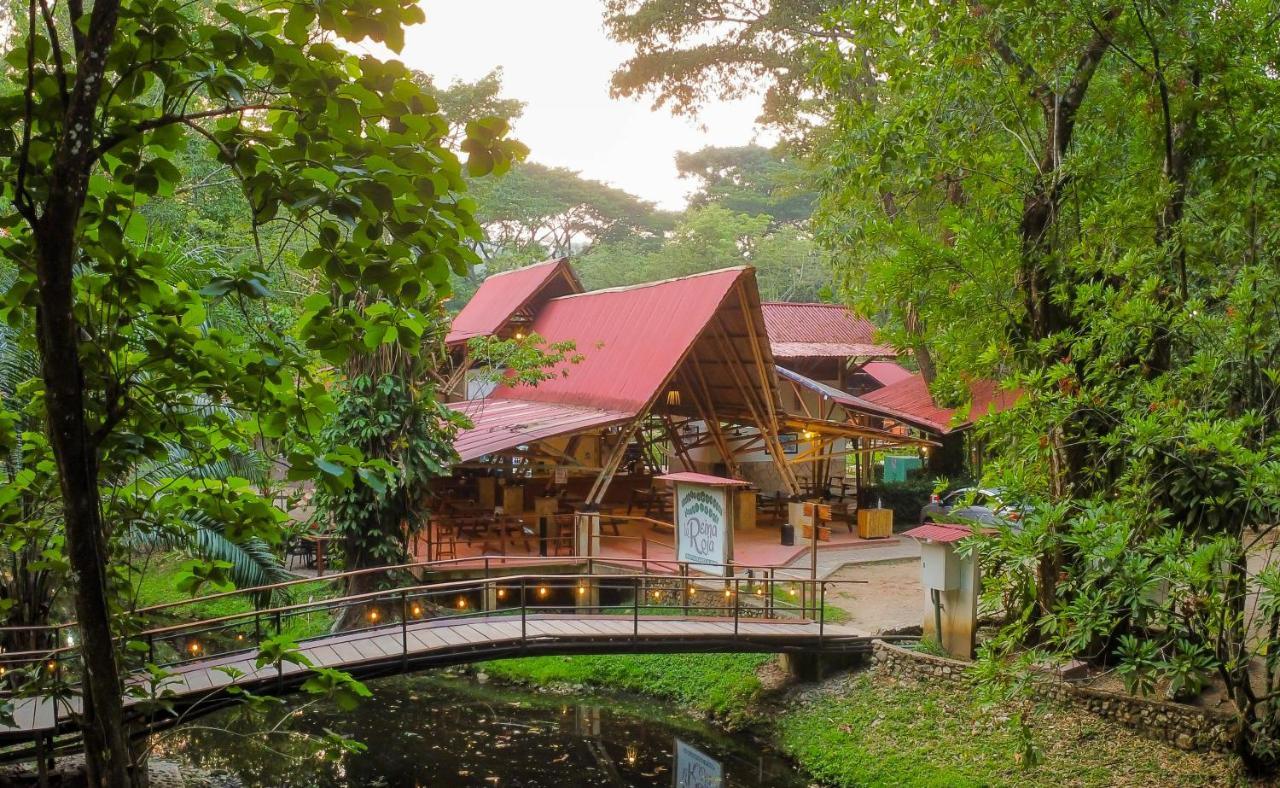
[2,614,867,742]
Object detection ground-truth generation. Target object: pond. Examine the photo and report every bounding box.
[154,672,809,787]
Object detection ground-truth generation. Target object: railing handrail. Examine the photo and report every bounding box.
[2,551,820,635]
[0,573,866,663]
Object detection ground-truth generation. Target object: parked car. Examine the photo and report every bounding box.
[919,487,1025,527]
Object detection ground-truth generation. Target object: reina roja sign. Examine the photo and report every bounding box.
[676,483,732,576]
[673,738,723,788]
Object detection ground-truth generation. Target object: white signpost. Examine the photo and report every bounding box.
[673,738,723,788]
[659,472,749,578]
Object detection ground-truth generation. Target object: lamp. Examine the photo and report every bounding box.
[665,388,682,407]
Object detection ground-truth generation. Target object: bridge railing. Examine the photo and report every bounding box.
[0,572,864,700]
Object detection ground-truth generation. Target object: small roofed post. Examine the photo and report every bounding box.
[657,472,751,578]
[901,523,981,659]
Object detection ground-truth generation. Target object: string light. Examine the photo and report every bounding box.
[497,588,508,600]
[457,598,468,610]
[46,660,57,673]
[188,641,202,656]
[576,585,587,596]
[235,633,246,642]
[411,603,423,617]
[368,608,381,623]
[537,586,549,598]
[652,590,661,600]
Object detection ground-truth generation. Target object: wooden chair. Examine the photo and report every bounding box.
[552,515,575,556]
[432,517,458,560]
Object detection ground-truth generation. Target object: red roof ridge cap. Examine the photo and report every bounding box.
[480,256,567,279]
[547,266,752,301]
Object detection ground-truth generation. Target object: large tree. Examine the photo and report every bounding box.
[604,0,845,137]
[0,0,519,782]
[812,0,1280,766]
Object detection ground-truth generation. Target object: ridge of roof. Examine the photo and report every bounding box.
[547,266,752,301]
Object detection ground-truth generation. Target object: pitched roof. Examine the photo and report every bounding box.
[449,399,631,462]
[858,361,914,387]
[901,523,973,543]
[760,302,895,358]
[494,268,754,414]
[857,375,1021,434]
[446,258,582,346]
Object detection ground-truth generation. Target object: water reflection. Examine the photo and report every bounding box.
[156,674,806,787]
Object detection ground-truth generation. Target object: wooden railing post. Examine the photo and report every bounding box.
[520,578,527,644]
[632,576,639,638]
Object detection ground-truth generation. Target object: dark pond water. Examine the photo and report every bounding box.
[155,673,810,787]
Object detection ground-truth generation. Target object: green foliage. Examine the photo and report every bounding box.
[863,478,937,528]
[314,374,466,575]
[464,333,583,390]
[575,204,829,301]
[604,0,838,135]
[481,652,770,725]
[676,144,815,224]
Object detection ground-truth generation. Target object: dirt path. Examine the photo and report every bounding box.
[823,559,922,634]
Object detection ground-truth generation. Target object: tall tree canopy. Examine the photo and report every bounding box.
[0,0,521,781]
[676,144,816,225]
[812,0,1280,766]
[604,0,842,136]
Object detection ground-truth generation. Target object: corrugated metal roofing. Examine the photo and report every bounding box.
[760,302,895,358]
[494,268,750,414]
[859,361,914,386]
[770,342,895,359]
[901,523,973,543]
[858,375,1021,434]
[449,399,630,462]
[446,258,581,346]
[655,472,751,486]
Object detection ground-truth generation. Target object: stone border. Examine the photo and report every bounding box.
[870,640,1238,753]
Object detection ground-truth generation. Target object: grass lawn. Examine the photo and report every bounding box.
[480,652,772,725]
[778,673,1244,787]
[129,554,337,642]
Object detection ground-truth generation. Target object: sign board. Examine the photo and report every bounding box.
[675,483,731,576]
[673,739,723,788]
[553,467,568,485]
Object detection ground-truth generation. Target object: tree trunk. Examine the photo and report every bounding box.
[33,227,135,787]
[24,0,135,779]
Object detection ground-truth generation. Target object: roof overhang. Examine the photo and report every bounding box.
[450,399,632,462]
[771,342,895,359]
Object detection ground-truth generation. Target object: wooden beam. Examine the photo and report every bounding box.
[681,361,741,477]
[708,319,798,494]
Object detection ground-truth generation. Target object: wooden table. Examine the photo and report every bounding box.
[302,533,340,576]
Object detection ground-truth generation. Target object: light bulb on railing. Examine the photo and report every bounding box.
[497,588,507,600]
[537,586,549,598]
[457,598,468,610]
[411,603,422,617]
[577,585,586,596]
[368,608,381,623]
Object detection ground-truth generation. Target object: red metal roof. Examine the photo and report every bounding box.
[859,361,914,387]
[901,523,973,543]
[494,268,750,414]
[654,472,751,486]
[760,303,895,358]
[857,375,1021,434]
[449,399,631,462]
[446,258,581,346]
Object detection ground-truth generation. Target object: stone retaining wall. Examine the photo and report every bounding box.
[870,640,1238,753]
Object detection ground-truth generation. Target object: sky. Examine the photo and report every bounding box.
[388,0,768,210]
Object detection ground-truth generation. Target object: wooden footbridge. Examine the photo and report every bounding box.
[0,558,900,760]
